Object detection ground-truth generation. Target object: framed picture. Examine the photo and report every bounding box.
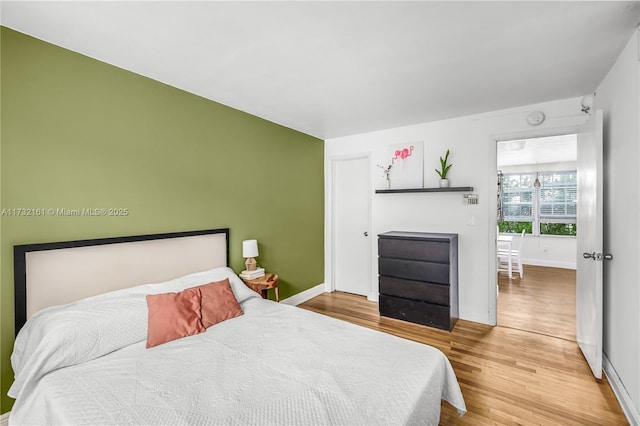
[376,141,424,189]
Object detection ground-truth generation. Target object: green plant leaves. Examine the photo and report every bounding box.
[436,149,452,179]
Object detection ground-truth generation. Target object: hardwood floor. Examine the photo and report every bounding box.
[498,265,576,341]
[299,283,626,425]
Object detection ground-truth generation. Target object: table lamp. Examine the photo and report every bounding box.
[242,239,259,271]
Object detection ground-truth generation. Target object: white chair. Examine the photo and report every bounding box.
[496,226,513,278]
[496,234,513,278]
[497,230,525,278]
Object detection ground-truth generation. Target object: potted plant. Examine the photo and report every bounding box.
[435,149,452,188]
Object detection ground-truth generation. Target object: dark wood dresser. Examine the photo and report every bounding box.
[378,231,458,331]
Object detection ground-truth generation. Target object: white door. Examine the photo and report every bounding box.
[333,157,371,296]
[576,109,605,379]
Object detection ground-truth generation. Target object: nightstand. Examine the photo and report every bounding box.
[242,273,279,302]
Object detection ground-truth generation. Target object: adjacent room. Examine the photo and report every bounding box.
[1,1,639,425]
[497,134,578,341]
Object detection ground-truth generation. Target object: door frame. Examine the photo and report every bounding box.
[488,121,588,325]
[327,153,373,299]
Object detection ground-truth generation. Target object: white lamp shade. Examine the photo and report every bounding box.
[242,239,259,258]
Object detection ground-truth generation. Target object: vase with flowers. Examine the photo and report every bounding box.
[377,164,393,189]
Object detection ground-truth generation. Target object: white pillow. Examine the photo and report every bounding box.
[9,266,259,401]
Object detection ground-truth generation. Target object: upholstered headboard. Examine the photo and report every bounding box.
[14,228,229,335]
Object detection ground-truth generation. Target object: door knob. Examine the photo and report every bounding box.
[583,252,613,261]
[363,232,368,237]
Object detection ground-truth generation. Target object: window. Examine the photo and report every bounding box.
[539,171,577,235]
[499,171,577,236]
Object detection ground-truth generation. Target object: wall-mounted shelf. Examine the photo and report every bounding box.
[375,186,474,194]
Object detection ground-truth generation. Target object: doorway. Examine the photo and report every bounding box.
[331,156,371,297]
[496,134,577,340]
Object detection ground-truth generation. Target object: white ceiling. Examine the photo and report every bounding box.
[2,1,639,139]
[497,134,577,167]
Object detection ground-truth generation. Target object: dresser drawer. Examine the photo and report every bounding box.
[379,238,450,263]
[379,276,449,306]
[378,258,449,284]
[379,295,452,331]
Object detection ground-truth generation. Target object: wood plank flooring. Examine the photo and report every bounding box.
[498,265,576,341]
[299,268,626,425]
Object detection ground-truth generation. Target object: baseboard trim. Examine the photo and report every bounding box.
[280,283,325,306]
[1,411,10,426]
[522,258,576,270]
[603,353,640,426]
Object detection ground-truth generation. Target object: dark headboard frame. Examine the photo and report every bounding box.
[14,228,230,336]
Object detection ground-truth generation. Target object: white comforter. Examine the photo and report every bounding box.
[9,268,466,425]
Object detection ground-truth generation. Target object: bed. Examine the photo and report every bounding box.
[9,228,466,425]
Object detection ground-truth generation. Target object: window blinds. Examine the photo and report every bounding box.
[502,171,576,224]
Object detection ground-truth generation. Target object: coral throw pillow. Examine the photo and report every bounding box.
[196,278,243,328]
[146,287,205,348]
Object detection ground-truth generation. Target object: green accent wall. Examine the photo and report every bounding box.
[0,27,324,413]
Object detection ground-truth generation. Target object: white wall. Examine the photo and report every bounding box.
[325,97,588,325]
[498,161,576,174]
[595,29,640,418]
[515,235,576,269]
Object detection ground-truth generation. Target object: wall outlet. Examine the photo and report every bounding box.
[467,215,476,226]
